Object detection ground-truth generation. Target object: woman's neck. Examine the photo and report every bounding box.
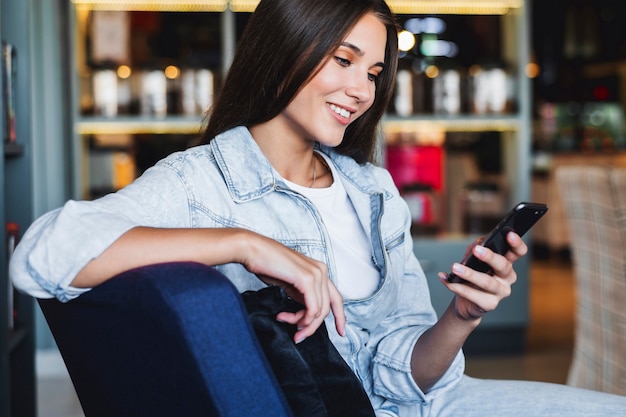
[249,121,320,187]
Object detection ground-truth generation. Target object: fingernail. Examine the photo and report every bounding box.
[475,245,486,257]
[452,264,465,274]
[295,336,307,344]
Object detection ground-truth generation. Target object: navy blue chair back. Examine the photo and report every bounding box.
[39,262,293,417]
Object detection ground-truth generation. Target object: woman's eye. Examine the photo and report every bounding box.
[368,73,379,82]
[335,56,351,67]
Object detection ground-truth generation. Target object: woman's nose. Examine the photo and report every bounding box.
[345,73,372,104]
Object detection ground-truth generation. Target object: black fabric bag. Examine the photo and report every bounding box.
[242,286,376,417]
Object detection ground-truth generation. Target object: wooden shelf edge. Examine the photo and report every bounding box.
[74,115,522,136]
[75,116,204,135]
[384,114,522,133]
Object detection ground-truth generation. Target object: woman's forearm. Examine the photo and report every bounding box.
[411,233,525,392]
[73,225,346,344]
[73,226,252,288]
[410,299,481,392]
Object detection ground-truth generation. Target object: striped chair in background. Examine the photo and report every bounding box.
[556,166,626,395]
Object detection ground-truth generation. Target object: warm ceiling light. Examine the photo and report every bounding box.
[164,65,180,79]
[229,0,260,12]
[72,0,522,14]
[526,62,540,78]
[117,65,132,79]
[387,0,523,15]
[71,0,228,12]
[227,0,523,14]
[424,65,439,79]
[398,30,416,52]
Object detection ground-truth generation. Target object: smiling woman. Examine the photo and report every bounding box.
[10,0,626,416]
[247,12,387,186]
[201,0,399,164]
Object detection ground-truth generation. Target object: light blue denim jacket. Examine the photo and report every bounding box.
[10,126,464,416]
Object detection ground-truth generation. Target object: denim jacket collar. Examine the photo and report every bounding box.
[210,127,278,203]
[210,126,388,202]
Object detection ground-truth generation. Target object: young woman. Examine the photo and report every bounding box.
[11,0,626,415]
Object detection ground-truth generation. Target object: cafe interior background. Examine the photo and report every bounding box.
[1,0,625,416]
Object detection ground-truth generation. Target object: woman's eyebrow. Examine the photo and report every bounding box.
[340,41,386,69]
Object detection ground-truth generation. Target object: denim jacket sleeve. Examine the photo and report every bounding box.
[10,158,192,302]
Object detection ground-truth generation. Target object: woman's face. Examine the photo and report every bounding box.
[278,12,387,147]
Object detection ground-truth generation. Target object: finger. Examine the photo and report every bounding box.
[308,263,326,316]
[276,309,305,325]
[469,244,517,285]
[294,316,323,344]
[294,279,337,343]
[439,271,507,314]
[505,231,527,261]
[442,263,492,291]
[439,272,495,314]
[475,243,517,285]
[328,282,345,336]
[276,309,319,344]
[458,237,482,265]
[443,257,512,297]
[291,281,326,343]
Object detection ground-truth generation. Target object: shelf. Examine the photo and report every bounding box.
[229,0,523,14]
[76,115,204,135]
[71,0,228,12]
[383,114,522,134]
[3,142,23,158]
[71,0,524,15]
[75,115,522,136]
[386,0,523,15]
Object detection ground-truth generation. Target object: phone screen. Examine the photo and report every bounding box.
[447,202,548,283]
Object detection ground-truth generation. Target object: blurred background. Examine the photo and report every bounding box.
[1,0,625,416]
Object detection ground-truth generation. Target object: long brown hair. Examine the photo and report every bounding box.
[201,0,399,164]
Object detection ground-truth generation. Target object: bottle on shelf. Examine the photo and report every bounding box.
[2,41,17,143]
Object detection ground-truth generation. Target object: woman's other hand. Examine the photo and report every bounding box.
[238,230,345,343]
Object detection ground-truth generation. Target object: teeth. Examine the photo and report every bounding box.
[330,104,351,118]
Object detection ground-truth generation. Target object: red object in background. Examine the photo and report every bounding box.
[385,145,445,192]
[402,184,436,224]
[593,86,609,101]
[131,11,161,33]
[386,145,444,232]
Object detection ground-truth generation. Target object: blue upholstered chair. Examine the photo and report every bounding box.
[38,262,294,417]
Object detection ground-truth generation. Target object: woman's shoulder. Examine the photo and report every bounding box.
[157,126,250,170]
[155,143,215,172]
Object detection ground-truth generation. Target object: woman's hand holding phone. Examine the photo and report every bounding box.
[438,202,547,321]
[438,231,528,321]
[447,202,548,284]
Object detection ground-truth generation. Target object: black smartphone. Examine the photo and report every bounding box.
[447,202,548,284]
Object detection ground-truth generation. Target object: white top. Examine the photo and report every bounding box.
[283,152,380,300]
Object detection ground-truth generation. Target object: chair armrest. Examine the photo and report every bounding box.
[39,261,293,417]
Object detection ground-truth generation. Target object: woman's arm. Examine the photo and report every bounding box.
[410,232,527,392]
[75,226,346,343]
[74,227,253,287]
